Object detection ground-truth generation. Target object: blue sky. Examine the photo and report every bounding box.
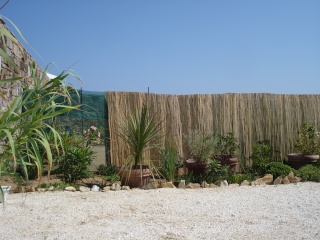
[1,0,320,94]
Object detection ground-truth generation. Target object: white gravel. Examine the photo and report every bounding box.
[1,182,320,240]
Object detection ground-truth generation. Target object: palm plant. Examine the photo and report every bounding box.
[119,104,163,169]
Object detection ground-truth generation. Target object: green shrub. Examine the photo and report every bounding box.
[250,140,279,176]
[294,124,320,155]
[216,133,240,157]
[205,160,229,184]
[105,174,120,183]
[266,162,294,178]
[97,164,117,176]
[184,130,220,163]
[178,172,209,185]
[56,133,95,184]
[314,160,320,168]
[227,173,252,184]
[296,165,320,182]
[97,164,120,183]
[178,172,194,185]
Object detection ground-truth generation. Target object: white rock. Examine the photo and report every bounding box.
[79,186,90,192]
[273,176,282,185]
[209,183,219,188]
[91,185,100,192]
[111,182,121,191]
[64,186,77,192]
[161,182,176,188]
[220,180,228,187]
[186,183,201,189]
[201,181,209,188]
[178,180,186,189]
[240,180,250,186]
[37,188,46,192]
[229,183,239,187]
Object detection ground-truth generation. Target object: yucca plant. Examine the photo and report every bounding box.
[118,104,163,187]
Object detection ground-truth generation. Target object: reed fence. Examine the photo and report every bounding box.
[107,92,320,167]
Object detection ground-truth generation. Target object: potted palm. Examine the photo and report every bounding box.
[118,105,162,188]
[288,124,320,169]
[184,130,219,175]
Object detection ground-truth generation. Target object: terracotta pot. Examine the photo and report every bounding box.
[287,153,318,170]
[118,165,151,188]
[185,159,207,175]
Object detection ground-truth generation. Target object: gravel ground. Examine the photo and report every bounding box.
[1,182,320,240]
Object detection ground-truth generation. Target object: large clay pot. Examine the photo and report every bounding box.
[118,165,151,188]
[287,153,318,170]
[185,159,207,175]
[287,153,305,170]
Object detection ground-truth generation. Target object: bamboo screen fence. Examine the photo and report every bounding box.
[107,91,320,167]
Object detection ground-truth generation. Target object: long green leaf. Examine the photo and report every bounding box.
[0,76,23,83]
[28,138,43,179]
[0,48,18,70]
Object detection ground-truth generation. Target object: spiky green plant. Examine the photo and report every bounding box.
[159,141,178,182]
[0,62,80,181]
[119,104,163,168]
[0,15,80,187]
